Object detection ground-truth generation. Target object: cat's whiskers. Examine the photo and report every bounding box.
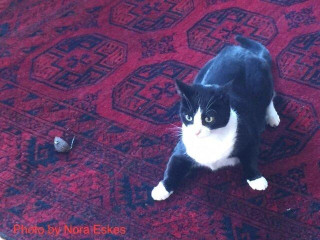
[168,123,182,131]
[168,123,182,137]
[206,97,216,112]
[183,94,193,112]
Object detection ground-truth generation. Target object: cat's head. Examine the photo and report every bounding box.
[176,80,231,138]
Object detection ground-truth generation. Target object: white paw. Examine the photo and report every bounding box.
[247,176,268,191]
[151,181,173,201]
[266,112,280,127]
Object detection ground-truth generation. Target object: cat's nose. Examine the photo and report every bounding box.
[195,130,201,136]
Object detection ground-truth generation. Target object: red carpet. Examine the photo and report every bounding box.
[0,0,319,239]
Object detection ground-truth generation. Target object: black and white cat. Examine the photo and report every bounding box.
[152,36,280,201]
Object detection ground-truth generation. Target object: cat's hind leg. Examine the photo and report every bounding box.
[240,144,268,191]
[266,100,280,127]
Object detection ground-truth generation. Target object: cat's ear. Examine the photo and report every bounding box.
[217,80,233,104]
[175,80,193,98]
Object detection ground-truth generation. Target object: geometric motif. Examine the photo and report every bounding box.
[0,66,18,83]
[268,164,308,194]
[260,94,319,163]
[285,7,316,29]
[277,31,320,89]
[140,34,176,59]
[112,60,198,124]
[30,34,127,90]
[194,183,320,239]
[206,0,235,6]
[261,0,307,6]
[110,0,194,32]
[1,0,320,239]
[63,91,101,114]
[187,8,278,55]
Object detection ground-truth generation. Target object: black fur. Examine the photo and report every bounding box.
[176,81,231,129]
[160,36,275,193]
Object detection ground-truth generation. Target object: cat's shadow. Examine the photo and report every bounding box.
[178,165,245,195]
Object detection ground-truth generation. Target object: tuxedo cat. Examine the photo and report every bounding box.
[152,36,280,201]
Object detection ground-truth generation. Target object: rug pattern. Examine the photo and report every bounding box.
[0,0,319,239]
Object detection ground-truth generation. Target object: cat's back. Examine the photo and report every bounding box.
[196,45,269,88]
[195,43,274,133]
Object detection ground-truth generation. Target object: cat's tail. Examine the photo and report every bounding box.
[235,35,271,64]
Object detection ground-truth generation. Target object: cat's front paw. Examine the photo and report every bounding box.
[151,181,173,201]
[247,176,268,191]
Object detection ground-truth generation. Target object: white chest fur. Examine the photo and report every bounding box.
[182,109,238,170]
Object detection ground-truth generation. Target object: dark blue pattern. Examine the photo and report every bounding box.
[30,34,127,90]
[259,94,319,163]
[276,31,320,89]
[187,8,278,55]
[112,60,199,124]
[261,0,307,6]
[109,0,194,32]
[286,7,317,29]
[140,34,176,58]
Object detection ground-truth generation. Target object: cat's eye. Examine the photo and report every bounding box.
[185,115,193,121]
[205,116,215,123]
